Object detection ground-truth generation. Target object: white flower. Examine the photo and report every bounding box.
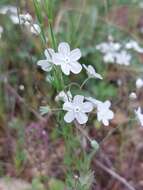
[0,26,3,38]
[86,97,114,126]
[0,5,19,24]
[135,107,143,126]
[37,48,54,72]
[96,41,121,63]
[52,42,82,75]
[19,13,32,25]
[30,24,41,35]
[96,101,114,126]
[55,91,72,102]
[125,40,143,53]
[129,92,137,100]
[136,78,143,89]
[63,95,93,124]
[115,50,131,66]
[83,64,103,79]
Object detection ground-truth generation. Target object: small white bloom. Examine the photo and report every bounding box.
[83,64,103,79]
[129,92,137,100]
[52,42,82,75]
[19,13,32,25]
[37,48,54,72]
[0,26,3,38]
[115,50,131,66]
[0,5,17,15]
[136,78,143,89]
[0,6,19,24]
[135,107,143,126]
[125,40,143,53]
[63,95,93,124]
[96,101,114,126]
[55,90,72,102]
[30,24,41,35]
[96,40,121,63]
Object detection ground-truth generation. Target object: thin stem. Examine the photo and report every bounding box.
[49,22,57,51]
[80,77,91,89]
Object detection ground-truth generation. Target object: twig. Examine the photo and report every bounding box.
[95,160,136,190]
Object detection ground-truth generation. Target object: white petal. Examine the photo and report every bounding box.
[73,95,84,104]
[70,48,81,61]
[102,119,109,126]
[52,53,63,65]
[37,60,52,71]
[106,110,114,119]
[58,42,70,55]
[61,63,70,75]
[44,48,54,60]
[64,111,75,123]
[70,61,82,74]
[82,102,93,113]
[63,102,73,111]
[104,101,111,108]
[75,112,88,124]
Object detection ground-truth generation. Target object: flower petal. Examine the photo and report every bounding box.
[37,60,52,71]
[70,61,82,74]
[52,53,64,65]
[64,111,75,123]
[63,102,73,111]
[73,95,84,104]
[61,63,70,75]
[82,102,93,113]
[75,112,88,124]
[44,48,54,60]
[102,119,109,126]
[58,42,70,56]
[70,48,81,61]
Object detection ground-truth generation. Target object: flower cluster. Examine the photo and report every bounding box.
[55,91,114,126]
[19,13,41,35]
[0,5,19,24]
[96,36,143,66]
[38,42,114,126]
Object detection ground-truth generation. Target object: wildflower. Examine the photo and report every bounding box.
[129,92,137,100]
[83,64,103,79]
[96,40,121,63]
[136,78,143,89]
[0,26,3,38]
[135,107,143,126]
[37,48,54,72]
[86,97,114,126]
[63,95,93,124]
[115,50,131,66]
[55,90,72,102]
[96,100,114,126]
[0,5,19,24]
[52,42,82,75]
[19,13,32,25]
[125,40,143,53]
[30,24,41,35]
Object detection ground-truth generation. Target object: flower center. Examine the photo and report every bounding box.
[64,57,70,64]
[74,106,80,113]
